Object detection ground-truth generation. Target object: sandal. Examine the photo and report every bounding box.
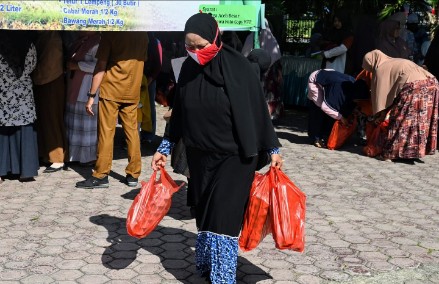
[313,139,326,148]
[313,141,323,148]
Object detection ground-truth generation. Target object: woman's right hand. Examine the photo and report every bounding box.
[373,110,387,125]
[85,98,94,116]
[151,152,167,171]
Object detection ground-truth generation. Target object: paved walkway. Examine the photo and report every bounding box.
[0,106,438,284]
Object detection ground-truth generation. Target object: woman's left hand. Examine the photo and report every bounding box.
[270,153,283,169]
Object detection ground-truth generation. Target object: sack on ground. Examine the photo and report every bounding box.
[126,167,184,238]
[269,168,306,252]
[239,172,272,251]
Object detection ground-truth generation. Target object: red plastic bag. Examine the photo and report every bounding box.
[269,168,306,252]
[327,115,358,150]
[363,120,388,157]
[126,167,184,238]
[239,172,272,252]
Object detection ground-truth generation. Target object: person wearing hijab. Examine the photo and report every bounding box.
[307,69,370,147]
[221,31,243,52]
[151,13,282,283]
[65,31,101,166]
[362,50,439,161]
[246,48,284,120]
[0,30,39,182]
[32,31,69,173]
[376,19,411,59]
[247,48,271,82]
[423,26,439,79]
[318,12,354,73]
[242,18,282,66]
[389,11,409,42]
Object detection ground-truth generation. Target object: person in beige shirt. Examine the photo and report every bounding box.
[76,31,148,189]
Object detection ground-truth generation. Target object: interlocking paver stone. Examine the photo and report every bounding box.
[0,269,28,280]
[77,274,109,284]
[105,269,139,280]
[320,270,350,281]
[297,274,321,284]
[51,270,83,281]
[388,257,418,268]
[21,275,54,284]
[0,107,438,283]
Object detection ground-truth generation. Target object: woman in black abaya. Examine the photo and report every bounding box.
[151,13,282,284]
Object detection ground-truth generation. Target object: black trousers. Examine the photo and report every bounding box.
[307,101,335,142]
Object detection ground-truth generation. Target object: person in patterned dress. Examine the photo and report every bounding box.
[362,50,439,161]
[0,30,39,181]
[65,31,100,166]
[151,13,283,284]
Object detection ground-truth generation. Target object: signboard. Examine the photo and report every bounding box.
[199,4,256,30]
[0,0,261,31]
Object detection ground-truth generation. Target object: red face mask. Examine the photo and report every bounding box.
[186,28,223,65]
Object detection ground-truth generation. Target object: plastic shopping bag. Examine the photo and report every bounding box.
[327,115,358,150]
[126,167,184,238]
[239,172,272,251]
[363,120,388,157]
[269,168,306,252]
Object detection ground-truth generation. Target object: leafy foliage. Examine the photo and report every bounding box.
[378,0,433,20]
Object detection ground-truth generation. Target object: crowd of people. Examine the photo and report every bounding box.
[0,12,284,283]
[0,30,162,185]
[307,9,439,164]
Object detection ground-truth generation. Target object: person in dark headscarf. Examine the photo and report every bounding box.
[376,18,411,59]
[151,13,282,283]
[247,48,284,120]
[307,69,370,147]
[0,30,39,182]
[221,31,243,52]
[423,26,439,79]
[247,48,271,82]
[318,11,354,73]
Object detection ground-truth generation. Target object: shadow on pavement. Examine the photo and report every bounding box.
[276,107,377,157]
[67,164,126,183]
[276,130,311,145]
[66,126,161,181]
[89,214,272,283]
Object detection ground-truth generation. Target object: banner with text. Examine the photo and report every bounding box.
[199,4,257,31]
[0,0,260,31]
